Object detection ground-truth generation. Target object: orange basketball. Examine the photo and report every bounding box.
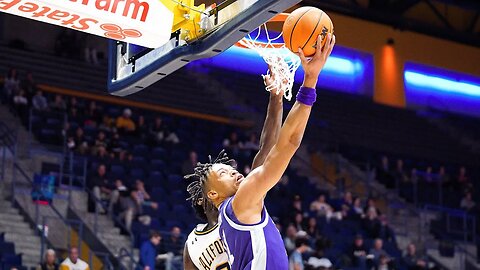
[283,7,334,57]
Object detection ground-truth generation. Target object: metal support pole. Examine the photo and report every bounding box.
[40,216,46,264]
[94,199,99,235]
[11,144,17,203]
[79,223,84,258]
[1,144,6,181]
[68,151,74,206]
[89,250,93,269]
[27,108,33,158]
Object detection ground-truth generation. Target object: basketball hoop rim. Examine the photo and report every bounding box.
[235,13,288,49]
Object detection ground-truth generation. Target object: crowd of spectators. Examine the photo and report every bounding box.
[1,68,456,270]
[376,155,478,214]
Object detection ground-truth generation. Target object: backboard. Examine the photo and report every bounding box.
[107,0,301,96]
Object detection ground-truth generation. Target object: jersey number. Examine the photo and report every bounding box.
[215,262,231,270]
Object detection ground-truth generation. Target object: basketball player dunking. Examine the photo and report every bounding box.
[184,68,285,270]
[185,33,335,270]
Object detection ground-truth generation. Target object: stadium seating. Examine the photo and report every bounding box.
[0,233,26,270]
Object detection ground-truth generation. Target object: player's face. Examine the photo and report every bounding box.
[206,163,244,203]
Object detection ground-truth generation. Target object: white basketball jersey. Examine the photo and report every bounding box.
[186,223,230,270]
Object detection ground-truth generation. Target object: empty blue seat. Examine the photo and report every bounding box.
[132,156,146,166]
[0,242,15,254]
[150,159,166,171]
[172,204,187,214]
[110,164,126,176]
[151,188,167,201]
[46,118,61,127]
[133,144,149,156]
[130,168,145,180]
[2,253,22,266]
[151,147,166,159]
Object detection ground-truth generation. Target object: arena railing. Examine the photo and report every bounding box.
[0,121,116,269]
[423,204,477,244]
[0,121,84,261]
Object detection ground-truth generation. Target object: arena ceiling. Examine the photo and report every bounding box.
[301,0,480,47]
[200,0,480,47]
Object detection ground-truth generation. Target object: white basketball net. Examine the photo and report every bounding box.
[237,24,301,101]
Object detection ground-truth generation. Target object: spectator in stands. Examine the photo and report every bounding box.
[149,116,179,145]
[181,151,198,175]
[364,208,380,238]
[424,166,434,183]
[67,127,88,154]
[22,71,37,101]
[306,217,320,239]
[310,194,334,219]
[109,179,129,216]
[59,247,89,270]
[223,131,243,157]
[410,168,418,184]
[377,156,394,188]
[243,132,260,158]
[125,180,158,229]
[50,94,67,112]
[32,91,48,111]
[68,96,78,109]
[349,234,367,268]
[307,238,332,269]
[293,212,306,232]
[92,131,108,155]
[94,146,110,163]
[456,166,470,190]
[291,195,303,216]
[376,254,391,270]
[164,226,183,270]
[365,198,381,218]
[99,114,115,132]
[342,191,354,209]
[13,89,29,121]
[3,67,20,103]
[438,166,451,189]
[289,236,310,270]
[136,115,148,141]
[284,224,298,255]
[85,101,102,126]
[460,191,476,213]
[375,215,396,243]
[351,197,365,219]
[138,231,161,270]
[116,108,136,134]
[393,159,407,185]
[403,243,427,270]
[37,249,59,270]
[305,258,333,270]
[108,132,122,154]
[369,239,391,267]
[89,164,111,214]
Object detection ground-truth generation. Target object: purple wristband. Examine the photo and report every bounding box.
[296,86,317,106]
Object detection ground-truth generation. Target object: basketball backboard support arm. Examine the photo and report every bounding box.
[107,0,301,96]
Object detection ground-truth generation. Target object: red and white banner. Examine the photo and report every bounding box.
[0,0,173,48]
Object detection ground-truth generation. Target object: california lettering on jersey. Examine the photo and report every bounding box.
[197,239,227,270]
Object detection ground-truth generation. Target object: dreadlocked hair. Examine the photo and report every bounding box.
[184,150,236,221]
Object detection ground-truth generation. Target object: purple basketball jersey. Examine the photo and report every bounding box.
[218,197,288,270]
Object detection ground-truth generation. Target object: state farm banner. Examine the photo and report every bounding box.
[0,0,174,48]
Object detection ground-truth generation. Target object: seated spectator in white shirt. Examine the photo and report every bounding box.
[32,91,48,111]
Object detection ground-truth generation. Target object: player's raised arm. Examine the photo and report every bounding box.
[233,34,335,218]
[251,72,284,170]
